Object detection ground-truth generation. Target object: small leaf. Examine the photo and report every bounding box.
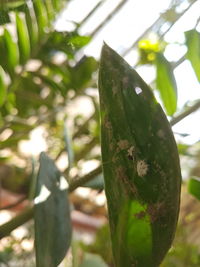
[0,66,7,106]
[3,28,19,74]
[185,29,200,82]
[34,152,72,267]
[16,12,30,64]
[188,176,200,201]
[155,52,177,116]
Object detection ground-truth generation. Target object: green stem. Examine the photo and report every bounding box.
[0,165,102,239]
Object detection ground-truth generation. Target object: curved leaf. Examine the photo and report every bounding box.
[99,44,181,267]
[16,12,30,64]
[185,29,200,82]
[0,66,7,106]
[34,152,72,267]
[155,52,177,116]
[3,28,19,74]
[33,0,48,38]
[24,4,38,49]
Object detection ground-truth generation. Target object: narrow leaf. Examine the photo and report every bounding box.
[188,176,200,200]
[24,4,38,49]
[155,52,177,116]
[33,0,48,38]
[3,28,19,73]
[185,29,200,82]
[0,66,7,106]
[16,12,30,64]
[34,152,72,267]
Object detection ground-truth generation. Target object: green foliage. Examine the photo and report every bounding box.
[188,176,200,201]
[34,152,72,267]
[0,1,200,266]
[155,52,177,116]
[98,43,181,267]
[185,29,200,82]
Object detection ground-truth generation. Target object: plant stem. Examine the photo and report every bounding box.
[0,165,102,239]
[170,100,200,126]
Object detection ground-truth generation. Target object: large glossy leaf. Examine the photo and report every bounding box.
[185,29,200,82]
[188,176,200,201]
[3,28,19,74]
[34,152,72,267]
[0,66,7,106]
[16,12,30,64]
[155,52,177,116]
[99,44,181,267]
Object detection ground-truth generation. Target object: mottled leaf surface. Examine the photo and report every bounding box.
[98,44,181,267]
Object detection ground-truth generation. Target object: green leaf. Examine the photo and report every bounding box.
[155,52,177,116]
[0,66,7,106]
[24,4,38,49]
[83,174,104,190]
[16,12,30,64]
[99,44,181,267]
[188,176,200,201]
[34,152,72,267]
[3,28,19,74]
[0,10,10,25]
[80,253,109,267]
[33,0,48,38]
[185,29,200,82]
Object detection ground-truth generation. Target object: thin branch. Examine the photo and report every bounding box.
[90,0,129,38]
[170,100,200,126]
[0,165,102,239]
[122,0,198,57]
[0,196,27,211]
[76,0,106,31]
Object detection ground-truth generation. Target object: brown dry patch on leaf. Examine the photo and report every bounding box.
[116,166,138,196]
[134,210,146,220]
[117,139,130,150]
[147,202,166,223]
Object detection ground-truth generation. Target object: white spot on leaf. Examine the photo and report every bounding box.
[135,87,142,95]
[117,140,129,150]
[137,160,148,177]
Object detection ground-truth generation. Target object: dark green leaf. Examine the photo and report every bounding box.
[16,12,30,64]
[69,56,98,91]
[83,174,104,190]
[34,152,72,267]
[155,52,177,116]
[0,66,7,106]
[188,176,200,201]
[0,10,10,25]
[185,29,200,82]
[99,44,181,267]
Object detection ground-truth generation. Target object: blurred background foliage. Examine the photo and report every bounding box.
[0,0,200,266]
